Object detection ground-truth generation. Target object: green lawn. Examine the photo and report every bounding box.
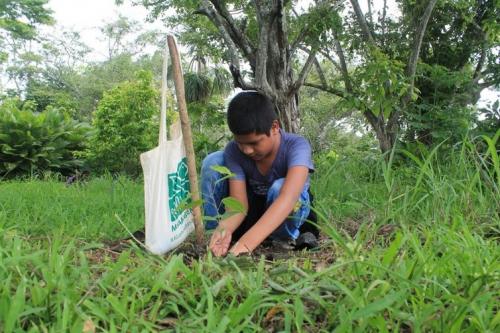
[0,144,499,332]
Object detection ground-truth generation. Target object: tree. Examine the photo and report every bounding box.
[305,0,499,152]
[0,0,53,39]
[23,30,91,114]
[137,0,341,132]
[100,15,163,61]
[141,0,499,153]
[0,0,54,93]
[300,0,438,153]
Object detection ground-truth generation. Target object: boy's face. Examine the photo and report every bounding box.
[234,121,280,161]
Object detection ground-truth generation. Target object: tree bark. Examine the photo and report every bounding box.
[363,110,397,155]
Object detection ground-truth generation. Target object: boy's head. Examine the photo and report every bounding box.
[227,91,277,136]
[227,91,281,161]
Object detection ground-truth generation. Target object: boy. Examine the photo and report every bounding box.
[201,91,317,257]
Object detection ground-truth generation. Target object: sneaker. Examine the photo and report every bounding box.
[294,232,318,250]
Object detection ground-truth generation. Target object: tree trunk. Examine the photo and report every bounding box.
[374,127,395,155]
[275,93,300,132]
[364,111,398,155]
[199,0,318,134]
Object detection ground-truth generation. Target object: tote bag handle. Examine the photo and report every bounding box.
[159,45,182,144]
[159,46,168,145]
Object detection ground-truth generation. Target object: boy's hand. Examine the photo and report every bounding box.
[209,228,232,257]
[229,241,250,256]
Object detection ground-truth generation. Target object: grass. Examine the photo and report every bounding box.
[0,135,499,332]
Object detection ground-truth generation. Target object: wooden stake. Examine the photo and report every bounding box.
[167,35,204,244]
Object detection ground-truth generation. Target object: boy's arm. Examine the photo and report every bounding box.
[209,179,248,256]
[229,166,309,255]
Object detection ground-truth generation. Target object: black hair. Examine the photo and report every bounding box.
[227,91,278,135]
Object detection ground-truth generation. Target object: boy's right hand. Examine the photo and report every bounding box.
[209,228,232,257]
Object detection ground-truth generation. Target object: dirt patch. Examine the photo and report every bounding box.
[87,229,333,267]
[86,220,396,267]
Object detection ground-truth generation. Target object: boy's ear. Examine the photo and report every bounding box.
[271,120,280,134]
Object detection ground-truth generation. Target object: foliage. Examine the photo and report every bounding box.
[188,99,231,168]
[346,49,414,119]
[83,71,159,176]
[99,15,163,60]
[0,134,499,331]
[0,0,53,40]
[184,67,233,104]
[405,62,476,146]
[475,99,500,139]
[399,0,499,146]
[2,13,165,121]
[0,98,91,178]
[184,72,212,103]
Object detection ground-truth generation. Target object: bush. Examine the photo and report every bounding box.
[0,98,91,178]
[83,71,159,176]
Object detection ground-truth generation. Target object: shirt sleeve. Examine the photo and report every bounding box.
[223,142,246,180]
[287,136,315,172]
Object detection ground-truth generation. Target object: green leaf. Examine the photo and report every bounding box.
[352,291,403,320]
[83,300,108,321]
[4,282,26,333]
[210,165,233,176]
[176,197,203,213]
[221,197,246,214]
[107,294,128,320]
[382,232,404,267]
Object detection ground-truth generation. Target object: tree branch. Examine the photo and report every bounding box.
[405,0,438,94]
[290,25,309,60]
[381,0,387,46]
[479,80,498,89]
[367,0,373,26]
[473,42,487,81]
[208,0,256,66]
[253,1,274,96]
[313,57,328,88]
[229,64,257,90]
[349,0,375,45]
[332,36,353,93]
[195,4,240,69]
[317,49,341,72]
[289,48,317,96]
[303,82,346,98]
[275,0,288,81]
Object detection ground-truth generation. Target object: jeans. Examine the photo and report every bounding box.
[200,151,311,240]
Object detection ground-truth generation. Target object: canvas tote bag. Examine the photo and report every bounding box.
[140,49,194,255]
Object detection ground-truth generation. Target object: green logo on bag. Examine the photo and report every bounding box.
[168,158,191,224]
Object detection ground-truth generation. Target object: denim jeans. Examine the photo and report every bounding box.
[200,151,311,240]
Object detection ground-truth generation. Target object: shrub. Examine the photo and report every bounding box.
[83,71,158,176]
[0,98,91,178]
